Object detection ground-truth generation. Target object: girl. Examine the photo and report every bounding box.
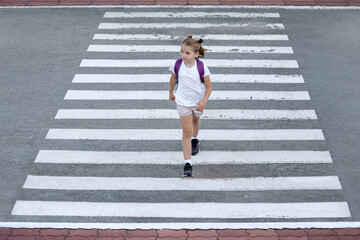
[169,35,212,177]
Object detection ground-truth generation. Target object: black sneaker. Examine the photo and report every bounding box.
[182,163,193,177]
[191,139,200,155]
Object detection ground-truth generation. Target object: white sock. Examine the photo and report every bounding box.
[192,137,198,140]
[184,159,192,165]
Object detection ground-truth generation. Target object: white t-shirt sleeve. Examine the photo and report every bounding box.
[169,64,175,74]
[203,62,211,77]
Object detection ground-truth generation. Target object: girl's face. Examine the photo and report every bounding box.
[180,44,199,64]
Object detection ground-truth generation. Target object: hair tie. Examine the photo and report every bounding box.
[198,38,204,44]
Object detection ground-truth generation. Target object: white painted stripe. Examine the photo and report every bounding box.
[23,176,342,191]
[28,176,342,191]
[55,109,317,120]
[211,74,304,83]
[93,34,289,41]
[34,150,333,164]
[87,45,294,54]
[64,90,310,101]
[80,59,299,68]
[11,201,351,218]
[72,74,304,83]
[45,129,325,141]
[104,12,280,18]
[98,23,285,30]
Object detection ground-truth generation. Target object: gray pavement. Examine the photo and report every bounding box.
[0,6,360,225]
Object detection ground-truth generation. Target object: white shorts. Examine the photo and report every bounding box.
[177,104,203,118]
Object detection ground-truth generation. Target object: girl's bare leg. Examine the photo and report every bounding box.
[180,114,193,160]
[193,116,200,138]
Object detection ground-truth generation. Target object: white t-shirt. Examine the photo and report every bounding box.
[169,60,211,107]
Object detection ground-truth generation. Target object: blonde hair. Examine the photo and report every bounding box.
[181,35,207,58]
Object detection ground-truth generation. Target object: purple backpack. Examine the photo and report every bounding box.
[174,58,205,84]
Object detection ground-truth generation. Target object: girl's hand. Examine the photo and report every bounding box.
[169,92,176,101]
[196,100,206,112]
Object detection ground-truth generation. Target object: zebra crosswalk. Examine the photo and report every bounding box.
[72,74,304,83]
[34,150,333,164]
[12,201,350,219]
[103,12,281,18]
[55,109,318,120]
[11,7,351,226]
[93,34,290,41]
[64,90,310,100]
[98,22,285,30]
[23,175,343,191]
[80,59,299,68]
[45,129,325,141]
[87,45,294,53]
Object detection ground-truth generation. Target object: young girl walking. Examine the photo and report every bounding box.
[169,35,212,177]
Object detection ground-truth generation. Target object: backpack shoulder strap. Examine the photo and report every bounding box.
[196,58,205,83]
[174,59,182,83]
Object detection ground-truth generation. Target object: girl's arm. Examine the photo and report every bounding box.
[196,75,212,112]
[169,73,177,101]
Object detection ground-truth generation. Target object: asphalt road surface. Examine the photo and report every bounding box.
[0,6,359,228]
